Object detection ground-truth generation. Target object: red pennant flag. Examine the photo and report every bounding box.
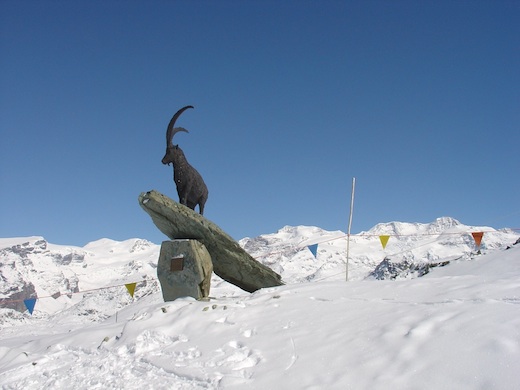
[471,232,484,248]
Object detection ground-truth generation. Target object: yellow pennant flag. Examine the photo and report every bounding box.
[379,235,390,249]
[471,232,484,248]
[125,283,137,298]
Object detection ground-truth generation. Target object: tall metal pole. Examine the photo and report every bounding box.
[346,177,356,281]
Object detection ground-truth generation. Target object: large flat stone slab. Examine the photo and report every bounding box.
[139,190,283,292]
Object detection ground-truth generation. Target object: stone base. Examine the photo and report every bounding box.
[157,240,213,301]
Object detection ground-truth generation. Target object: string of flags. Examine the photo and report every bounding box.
[19,282,141,315]
[305,231,486,259]
[3,231,490,315]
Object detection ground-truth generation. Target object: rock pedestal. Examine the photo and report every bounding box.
[139,190,283,293]
[158,239,213,301]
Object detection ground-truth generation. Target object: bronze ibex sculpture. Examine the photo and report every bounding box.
[162,105,208,215]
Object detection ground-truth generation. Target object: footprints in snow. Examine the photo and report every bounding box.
[210,340,261,372]
[404,312,458,339]
[200,302,262,379]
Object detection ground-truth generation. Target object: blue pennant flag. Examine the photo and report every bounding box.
[308,244,318,258]
[24,298,37,315]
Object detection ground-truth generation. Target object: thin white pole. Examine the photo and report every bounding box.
[346,177,356,281]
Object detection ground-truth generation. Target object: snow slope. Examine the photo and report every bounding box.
[1,218,519,389]
[0,245,519,389]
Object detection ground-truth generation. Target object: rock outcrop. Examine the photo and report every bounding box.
[369,257,450,280]
[138,190,283,292]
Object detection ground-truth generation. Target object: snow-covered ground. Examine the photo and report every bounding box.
[1,218,519,389]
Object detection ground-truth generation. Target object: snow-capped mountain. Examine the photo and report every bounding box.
[240,217,519,282]
[1,217,518,323]
[0,237,160,324]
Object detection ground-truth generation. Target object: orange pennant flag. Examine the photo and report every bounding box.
[471,232,484,248]
[379,235,390,249]
[125,283,137,298]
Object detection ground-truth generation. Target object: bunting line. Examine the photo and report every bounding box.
[294,229,501,252]
[0,279,158,307]
[0,227,517,311]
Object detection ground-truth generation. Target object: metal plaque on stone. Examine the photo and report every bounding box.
[170,257,184,272]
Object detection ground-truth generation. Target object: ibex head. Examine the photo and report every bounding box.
[162,105,194,166]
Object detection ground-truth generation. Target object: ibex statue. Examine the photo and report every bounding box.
[162,105,208,215]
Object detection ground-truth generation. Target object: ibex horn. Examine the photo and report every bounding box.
[166,105,194,146]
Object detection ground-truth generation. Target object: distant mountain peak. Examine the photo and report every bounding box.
[366,217,462,236]
[426,217,461,233]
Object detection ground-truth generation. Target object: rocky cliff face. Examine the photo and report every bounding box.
[0,237,158,318]
[368,257,451,280]
[0,238,82,312]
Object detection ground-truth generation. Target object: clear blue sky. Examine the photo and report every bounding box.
[1,1,519,246]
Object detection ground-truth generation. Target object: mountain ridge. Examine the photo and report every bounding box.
[1,217,519,321]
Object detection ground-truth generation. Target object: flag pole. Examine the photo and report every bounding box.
[346,177,356,281]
